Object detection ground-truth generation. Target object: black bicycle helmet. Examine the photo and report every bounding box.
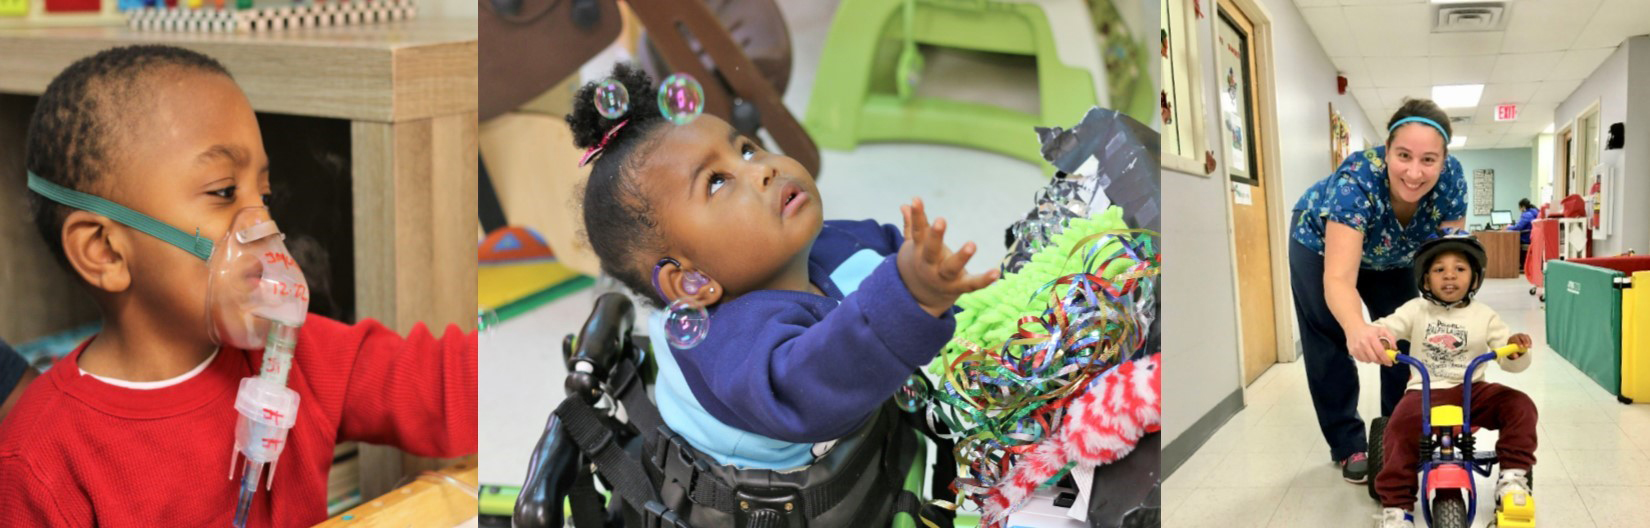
[1413,231,1487,307]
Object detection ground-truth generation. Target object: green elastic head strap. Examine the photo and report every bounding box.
[27,171,214,261]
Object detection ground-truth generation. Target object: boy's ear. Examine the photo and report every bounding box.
[61,210,131,293]
[657,259,723,307]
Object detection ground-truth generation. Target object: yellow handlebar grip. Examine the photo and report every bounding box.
[1385,350,1399,362]
[1495,343,1527,359]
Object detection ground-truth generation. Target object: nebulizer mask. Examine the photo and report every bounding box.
[28,173,307,527]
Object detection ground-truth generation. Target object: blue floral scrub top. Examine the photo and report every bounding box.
[1291,146,1467,271]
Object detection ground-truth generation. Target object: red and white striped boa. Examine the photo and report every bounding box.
[980,353,1161,527]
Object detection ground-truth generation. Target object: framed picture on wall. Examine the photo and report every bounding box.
[1473,169,1495,216]
[1329,103,1349,169]
[1215,9,1258,183]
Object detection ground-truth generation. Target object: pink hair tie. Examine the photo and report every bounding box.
[578,119,630,167]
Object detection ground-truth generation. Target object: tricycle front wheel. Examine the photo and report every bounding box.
[1431,489,1470,528]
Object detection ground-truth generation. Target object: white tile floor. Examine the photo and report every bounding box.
[1163,278,1650,527]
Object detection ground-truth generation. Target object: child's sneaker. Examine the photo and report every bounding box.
[1341,452,1369,483]
[1497,468,1535,527]
[1374,507,1413,528]
[1497,468,1531,500]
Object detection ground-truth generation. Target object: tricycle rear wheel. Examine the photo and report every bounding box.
[1367,416,1387,501]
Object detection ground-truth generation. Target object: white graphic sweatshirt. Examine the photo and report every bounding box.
[1372,298,1532,391]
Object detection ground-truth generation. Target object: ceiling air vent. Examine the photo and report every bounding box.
[1433,2,1510,33]
[1451,115,1475,126]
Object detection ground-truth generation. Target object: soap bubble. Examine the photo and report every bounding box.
[895,373,928,413]
[594,79,629,119]
[657,73,705,125]
[664,299,709,349]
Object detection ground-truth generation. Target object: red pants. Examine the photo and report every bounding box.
[1376,382,1538,509]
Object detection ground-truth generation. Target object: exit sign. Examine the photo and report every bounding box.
[1496,104,1519,121]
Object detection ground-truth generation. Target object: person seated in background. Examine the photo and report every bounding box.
[1505,198,1538,244]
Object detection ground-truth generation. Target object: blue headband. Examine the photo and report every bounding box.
[1388,116,1450,144]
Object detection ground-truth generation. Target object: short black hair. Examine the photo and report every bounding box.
[26,45,232,267]
[569,63,671,307]
[1387,98,1453,154]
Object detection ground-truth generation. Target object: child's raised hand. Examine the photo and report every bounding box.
[898,198,1000,317]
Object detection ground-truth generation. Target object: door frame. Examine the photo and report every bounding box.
[1574,99,1602,195]
[1213,0,1294,393]
[1556,123,1573,198]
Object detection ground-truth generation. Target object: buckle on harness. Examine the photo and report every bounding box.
[642,499,688,528]
[734,489,802,527]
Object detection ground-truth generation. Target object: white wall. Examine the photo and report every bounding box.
[1163,0,1379,452]
[1623,37,1650,255]
[1534,133,1554,204]
[1555,37,1647,256]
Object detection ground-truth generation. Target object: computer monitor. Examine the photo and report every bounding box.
[1490,210,1513,225]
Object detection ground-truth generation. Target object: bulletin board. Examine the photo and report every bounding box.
[1473,169,1495,216]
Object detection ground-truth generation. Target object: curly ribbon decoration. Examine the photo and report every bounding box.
[921,212,1160,513]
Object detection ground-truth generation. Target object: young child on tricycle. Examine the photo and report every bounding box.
[1354,233,1537,528]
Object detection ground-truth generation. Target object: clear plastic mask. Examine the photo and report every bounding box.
[205,207,309,349]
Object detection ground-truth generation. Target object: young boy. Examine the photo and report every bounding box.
[0,46,476,526]
[1369,234,1536,528]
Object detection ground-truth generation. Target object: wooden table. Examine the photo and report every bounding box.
[0,18,477,499]
[1474,230,1521,279]
[317,460,479,527]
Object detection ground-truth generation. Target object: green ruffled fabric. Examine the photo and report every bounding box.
[929,205,1138,377]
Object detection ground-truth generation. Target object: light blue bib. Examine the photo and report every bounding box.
[647,249,884,469]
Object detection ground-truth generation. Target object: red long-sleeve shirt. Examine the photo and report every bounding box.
[0,314,477,526]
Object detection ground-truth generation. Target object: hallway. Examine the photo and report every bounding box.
[1164,278,1650,527]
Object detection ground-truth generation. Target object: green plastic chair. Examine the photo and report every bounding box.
[804,0,1149,169]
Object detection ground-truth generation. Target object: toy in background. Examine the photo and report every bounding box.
[0,0,413,28]
[805,0,1148,169]
[0,0,121,24]
[912,108,1163,527]
[476,226,594,331]
[126,0,415,32]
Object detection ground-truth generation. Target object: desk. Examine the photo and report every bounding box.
[1474,230,1521,279]
[0,18,477,499]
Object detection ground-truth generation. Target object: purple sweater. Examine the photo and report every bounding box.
[669,219,956,443]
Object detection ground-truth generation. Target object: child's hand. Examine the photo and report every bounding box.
[898,198,1000,317]
[1508,333,1533,359]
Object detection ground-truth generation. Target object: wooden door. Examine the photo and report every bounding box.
[1216,0,1276,385]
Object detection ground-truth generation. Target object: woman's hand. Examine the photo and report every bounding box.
[1346,324,1398,366]
[898,198,1000,317]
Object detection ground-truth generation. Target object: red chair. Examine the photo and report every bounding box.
[1526,218,1559,299]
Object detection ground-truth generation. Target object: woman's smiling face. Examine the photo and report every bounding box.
[1384,123,1446,207]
